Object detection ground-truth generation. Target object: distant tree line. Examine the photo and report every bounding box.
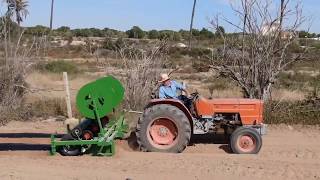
[22,25,320,40]
[298,31,320,38]
[23,25,225,40]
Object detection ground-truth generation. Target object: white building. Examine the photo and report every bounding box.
[261,22,280,36]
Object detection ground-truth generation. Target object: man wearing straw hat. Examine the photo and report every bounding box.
[158,73,189,100]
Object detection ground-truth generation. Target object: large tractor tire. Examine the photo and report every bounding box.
[230,127,262,154]
[136,104,191,153]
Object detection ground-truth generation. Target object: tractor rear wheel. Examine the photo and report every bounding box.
[230,127,262,154]
[58,134,81,156]
[136,104,191,153]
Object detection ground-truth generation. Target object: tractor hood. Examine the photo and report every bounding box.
[195,97,264,125]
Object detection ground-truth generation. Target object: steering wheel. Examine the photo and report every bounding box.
[189,91,199,101]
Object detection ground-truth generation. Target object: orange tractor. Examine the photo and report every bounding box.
[136,92,266,154]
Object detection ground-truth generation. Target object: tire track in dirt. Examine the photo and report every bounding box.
[0,121,319,180]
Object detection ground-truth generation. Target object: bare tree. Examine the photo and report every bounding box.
[0,2,46,125]
[211,0,305,100]
[115,41,168,110]
[82,38,101,62]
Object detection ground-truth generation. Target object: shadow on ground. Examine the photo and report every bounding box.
[125,131,233,153]
[0,132,233,153]
[0,143,51,151]
[0,133,63,138]
[190,133,229,144]
[190,133,232,153]
[0,133,64,151]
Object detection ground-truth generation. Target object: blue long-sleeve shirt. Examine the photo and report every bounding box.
[159,80,185,99]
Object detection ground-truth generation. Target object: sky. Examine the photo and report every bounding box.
[1,0,319,32]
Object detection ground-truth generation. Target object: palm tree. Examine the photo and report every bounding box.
[188,0,197,49]
[5,0,29,25]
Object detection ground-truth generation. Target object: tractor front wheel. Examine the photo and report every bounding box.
[136,104,191,153]
[230,127,262,154]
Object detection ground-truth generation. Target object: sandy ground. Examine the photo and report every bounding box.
[0,121,319,180]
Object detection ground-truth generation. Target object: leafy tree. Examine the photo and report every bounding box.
[103,28,123,37]
[191,29,200,36]
[72,29,83,37]
[310,33,317,38]
[215,26,225,35]
[72,28,93,37]
[157,30,182,41]
[148,30,159,39]
[126,26,145,39]
[53,26,72,37]
[172,32,182,41]
[158,30,173,40]
[200,28,214,39]
[298,31,309,38]
[25,25,50,36]
[102,37,125,50]
[56,26,70,33]
[89,28,103,37]
[179,29,190,40]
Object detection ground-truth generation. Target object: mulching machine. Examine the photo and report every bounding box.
[50,76,128,156]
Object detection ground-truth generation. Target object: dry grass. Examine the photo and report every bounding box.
[271,89,306,101]
[0,19,43,125]
[25,72,98,100]
[17,63,320,126]
[25,63,314,102]
[27,98,66,118]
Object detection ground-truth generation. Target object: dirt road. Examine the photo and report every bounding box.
[0,121,319,180]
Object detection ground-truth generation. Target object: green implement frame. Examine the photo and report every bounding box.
[50,76,128,156]
[50,115,127,156]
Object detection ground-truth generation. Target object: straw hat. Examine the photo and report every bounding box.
[158,73,170,83]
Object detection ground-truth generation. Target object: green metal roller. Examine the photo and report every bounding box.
[50,75,127,157]
[76,76,124,119]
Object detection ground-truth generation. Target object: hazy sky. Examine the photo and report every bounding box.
[1,0,319,32]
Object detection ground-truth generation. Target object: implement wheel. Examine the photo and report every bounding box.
[58,134,81,156]
[230,127,262,154]
[136,104,191,153]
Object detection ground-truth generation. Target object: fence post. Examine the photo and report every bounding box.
[63,72,72,119]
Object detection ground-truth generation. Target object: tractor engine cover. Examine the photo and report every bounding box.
[194,97,264,125]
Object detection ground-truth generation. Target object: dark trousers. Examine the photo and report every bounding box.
[178,95,192,110]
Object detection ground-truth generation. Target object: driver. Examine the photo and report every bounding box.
[158,73,189,100]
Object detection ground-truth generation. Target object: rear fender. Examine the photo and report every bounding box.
[145,99,193,129]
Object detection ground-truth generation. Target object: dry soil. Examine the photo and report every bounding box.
[0,121,319,180]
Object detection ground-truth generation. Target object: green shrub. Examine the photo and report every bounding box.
[264,99,320,125]
[126,26,145,39]
[311,42,320,49]
[36,60,80,74]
